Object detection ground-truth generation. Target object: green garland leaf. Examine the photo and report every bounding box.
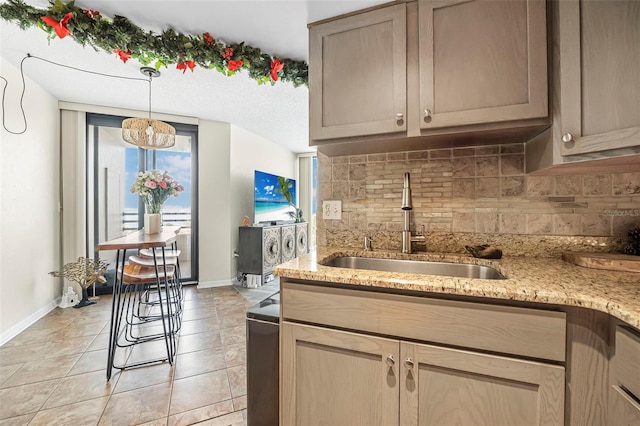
[0,0,308,87]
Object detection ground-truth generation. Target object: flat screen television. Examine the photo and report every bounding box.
[254,170,297,224]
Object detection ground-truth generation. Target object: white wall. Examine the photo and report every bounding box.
[198,121,296,286]
[0,57,60,344]
[229,124,296,277]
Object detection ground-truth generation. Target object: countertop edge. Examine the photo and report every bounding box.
[273,249,640,330]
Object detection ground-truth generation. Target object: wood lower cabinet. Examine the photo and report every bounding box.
[281,322,400,426]
[609,326,640,425]
[400,342,564,426]
[280,282,566,425]
[610,386,640,426]
[281,321,564,426]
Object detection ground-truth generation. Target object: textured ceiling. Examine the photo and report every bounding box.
[0,0,388,153]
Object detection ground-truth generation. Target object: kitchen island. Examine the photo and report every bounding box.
[274,249,640,425]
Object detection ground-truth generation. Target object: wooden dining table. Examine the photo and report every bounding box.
[96,226,181,380]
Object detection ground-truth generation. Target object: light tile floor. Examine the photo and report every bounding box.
[0,279,279,425]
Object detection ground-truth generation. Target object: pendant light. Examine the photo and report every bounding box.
[122,67,176,149]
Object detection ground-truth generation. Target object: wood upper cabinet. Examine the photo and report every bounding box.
[400,342,565,426]
[417,0,548,129]
[308,0,548,147]
[558,0,640,156]
[309,4,407,141]
[280,322,400,426]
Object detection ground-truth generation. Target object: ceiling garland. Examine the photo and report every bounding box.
[0,0,309,87]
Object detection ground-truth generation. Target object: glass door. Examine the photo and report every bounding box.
[87,113,198,282]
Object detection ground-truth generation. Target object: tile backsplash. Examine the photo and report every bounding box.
[317,144,640,256]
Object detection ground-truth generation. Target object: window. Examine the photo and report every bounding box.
[86,113,198,281]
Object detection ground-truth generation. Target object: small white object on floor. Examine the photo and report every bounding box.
[59,286,79,308]
[246,274,262,288]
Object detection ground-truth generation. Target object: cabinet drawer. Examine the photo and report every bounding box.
[610,385,640,425]
[282,281,566,362]
[615,326,640,399]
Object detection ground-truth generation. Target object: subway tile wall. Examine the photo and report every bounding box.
[317,144,640,256]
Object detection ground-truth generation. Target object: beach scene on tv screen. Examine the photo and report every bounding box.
[254,170,296,223]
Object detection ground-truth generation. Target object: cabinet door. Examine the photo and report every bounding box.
[295,223,308,256]
[558,0,640,155]
[281,225,296,263]
[309,4,407,140]
[400,342,564,426]
[418,0,547,129]
[610,385,640,426]
[262,227,281,272]
[281,322,399,426]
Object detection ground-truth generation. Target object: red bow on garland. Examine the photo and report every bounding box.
[83,9,100,19]
[176,60,196,73]
[203,32,214,46]
[270,58,285,81]
[41,12,74,39]
[228,60,243,71]
[222,48,234,60]
[114,49,132,63]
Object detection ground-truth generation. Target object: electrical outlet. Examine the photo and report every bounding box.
[322,200,342,220]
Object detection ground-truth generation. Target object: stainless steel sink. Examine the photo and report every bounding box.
[322,256,506,280]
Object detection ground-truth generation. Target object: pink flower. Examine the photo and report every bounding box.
[145,180,157,189]
[159,180,167,189]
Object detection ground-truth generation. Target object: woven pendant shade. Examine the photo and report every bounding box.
[122,118,176,149]
[122,67,175,149]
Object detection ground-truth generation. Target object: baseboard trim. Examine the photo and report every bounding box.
[0,297,61,346]
[197,279,233,289]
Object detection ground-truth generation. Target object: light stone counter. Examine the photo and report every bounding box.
[273,248,640,329]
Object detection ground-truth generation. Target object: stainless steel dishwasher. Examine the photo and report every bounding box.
[246,292,279,426]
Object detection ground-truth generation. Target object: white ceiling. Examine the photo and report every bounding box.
[0,0,388,153]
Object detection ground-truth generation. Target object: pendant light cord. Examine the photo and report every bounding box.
[1,53,149,135]
[0,55,29,135]
[148,74,152,120]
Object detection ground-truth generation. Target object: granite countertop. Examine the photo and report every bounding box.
[273,248,640,329]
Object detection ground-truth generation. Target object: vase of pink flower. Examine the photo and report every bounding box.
[130,170,184,234]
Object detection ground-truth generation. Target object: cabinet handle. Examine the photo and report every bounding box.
[424,109,431,118]
[395,113,404,127]
[405,357,414,369]
[561,133,573,143]
[386,354,395,366]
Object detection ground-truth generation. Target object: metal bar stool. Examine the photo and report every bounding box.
[139,246,184,314]
[107,248,177,377]
[128,254,184,332]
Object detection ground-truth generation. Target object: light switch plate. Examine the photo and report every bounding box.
[322,200,342,220]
